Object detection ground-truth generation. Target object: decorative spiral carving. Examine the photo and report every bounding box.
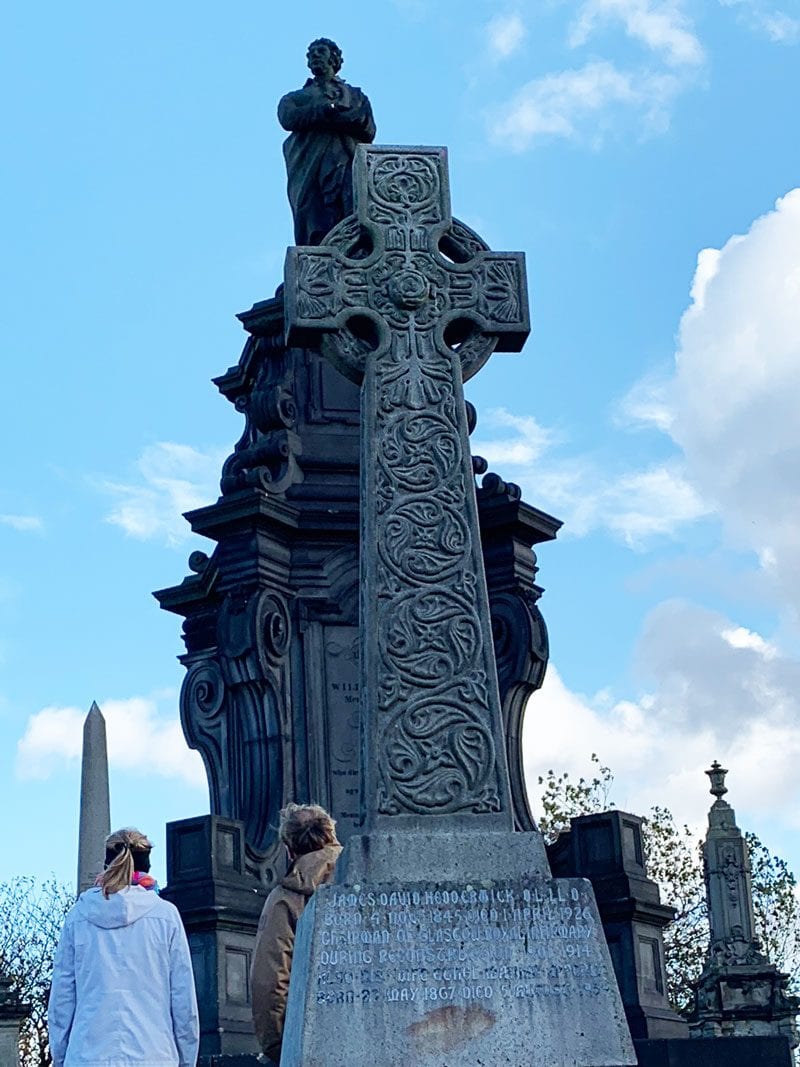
[220,333,303,496]
[379,411,461,493]
[257,592,291,666]
[182,661,225,727]
[369,154,439,211]
[188,550,209,574]
[381,697,499,814]
[380,500,469,584]
[381,589,481,688]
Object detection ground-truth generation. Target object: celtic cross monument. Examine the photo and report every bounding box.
[285,145,524,836]
[280,143,636,1066]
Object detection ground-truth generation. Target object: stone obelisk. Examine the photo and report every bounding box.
[76,701,110,894]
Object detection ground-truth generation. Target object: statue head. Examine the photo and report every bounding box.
[306,38,343,78]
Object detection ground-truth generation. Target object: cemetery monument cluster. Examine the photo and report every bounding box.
[147,37,797,1067]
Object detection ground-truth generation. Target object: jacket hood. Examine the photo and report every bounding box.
[281,842,342,898]
[76,885,161,929]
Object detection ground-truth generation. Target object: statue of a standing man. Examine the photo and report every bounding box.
[278,39,376,246]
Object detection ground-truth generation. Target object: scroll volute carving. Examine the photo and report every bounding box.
[180,658,227,821]
[221,334,304,495]
[218,589,289,852]
[491,588,550,833]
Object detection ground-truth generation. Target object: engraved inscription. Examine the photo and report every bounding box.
[312,879,612,1013]
[324,629,361,835]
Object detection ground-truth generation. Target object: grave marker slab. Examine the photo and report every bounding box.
[284,877,632,1066]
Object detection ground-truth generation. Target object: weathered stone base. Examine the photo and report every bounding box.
[282,860,636,1066]
[0,1023,22,1067]
[635,1035,794,1066]
[163,815,268,1059]
[193,1033,798,1065]
[341,829,550,883]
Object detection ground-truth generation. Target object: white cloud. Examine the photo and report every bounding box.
[721,625,778,658]
[524,600,800,831]
[0,514,44,533]
[486,13,527,60]
[613,372,675,432]
[473,409,709,546]
[489,60,681,150]
[720,0,800,43]
[603,465,710,543]
[570,0,705,66]
[101,442,224,547]
[16,693,205,788]
[473,408,555,466]
[627,188,800,602]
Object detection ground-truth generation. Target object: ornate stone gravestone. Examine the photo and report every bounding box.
[279,143,636,1067]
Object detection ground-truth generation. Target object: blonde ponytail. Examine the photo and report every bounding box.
[100,828,153,898]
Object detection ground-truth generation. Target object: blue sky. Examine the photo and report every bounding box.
[2,0,799,890]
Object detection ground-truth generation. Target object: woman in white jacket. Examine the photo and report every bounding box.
[48,828,199,1067]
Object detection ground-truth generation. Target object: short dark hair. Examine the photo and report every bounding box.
[307,38,343,73]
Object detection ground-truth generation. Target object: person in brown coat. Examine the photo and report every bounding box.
[251,803,342,1065]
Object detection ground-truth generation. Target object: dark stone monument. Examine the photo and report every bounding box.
[153,42,800,1067]
[155,53,560,1059]
[548,810,687,1042]
[279,142,635,1066]
[0,975,29,1067]
[161,815,268,1056]
[278,38,376,246]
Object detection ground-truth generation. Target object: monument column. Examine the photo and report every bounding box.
[77,702,110,894]
[690,763,799,1049]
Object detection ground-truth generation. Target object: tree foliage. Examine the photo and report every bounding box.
[536,757,800,1016]
[536,753,614,843]
[0,876,73,1067]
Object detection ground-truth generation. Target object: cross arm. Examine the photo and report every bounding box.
[284,246,354,348]
[445,251,529,354]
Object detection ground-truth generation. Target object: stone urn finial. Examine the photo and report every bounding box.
[706,760,728,800]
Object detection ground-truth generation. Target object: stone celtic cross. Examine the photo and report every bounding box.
[285,145,529,831]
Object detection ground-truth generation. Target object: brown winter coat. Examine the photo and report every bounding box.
[251,842,342,1061]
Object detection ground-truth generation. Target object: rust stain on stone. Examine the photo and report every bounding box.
[406,1004,496,1053]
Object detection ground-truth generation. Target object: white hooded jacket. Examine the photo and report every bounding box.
[48,885,199,1067]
